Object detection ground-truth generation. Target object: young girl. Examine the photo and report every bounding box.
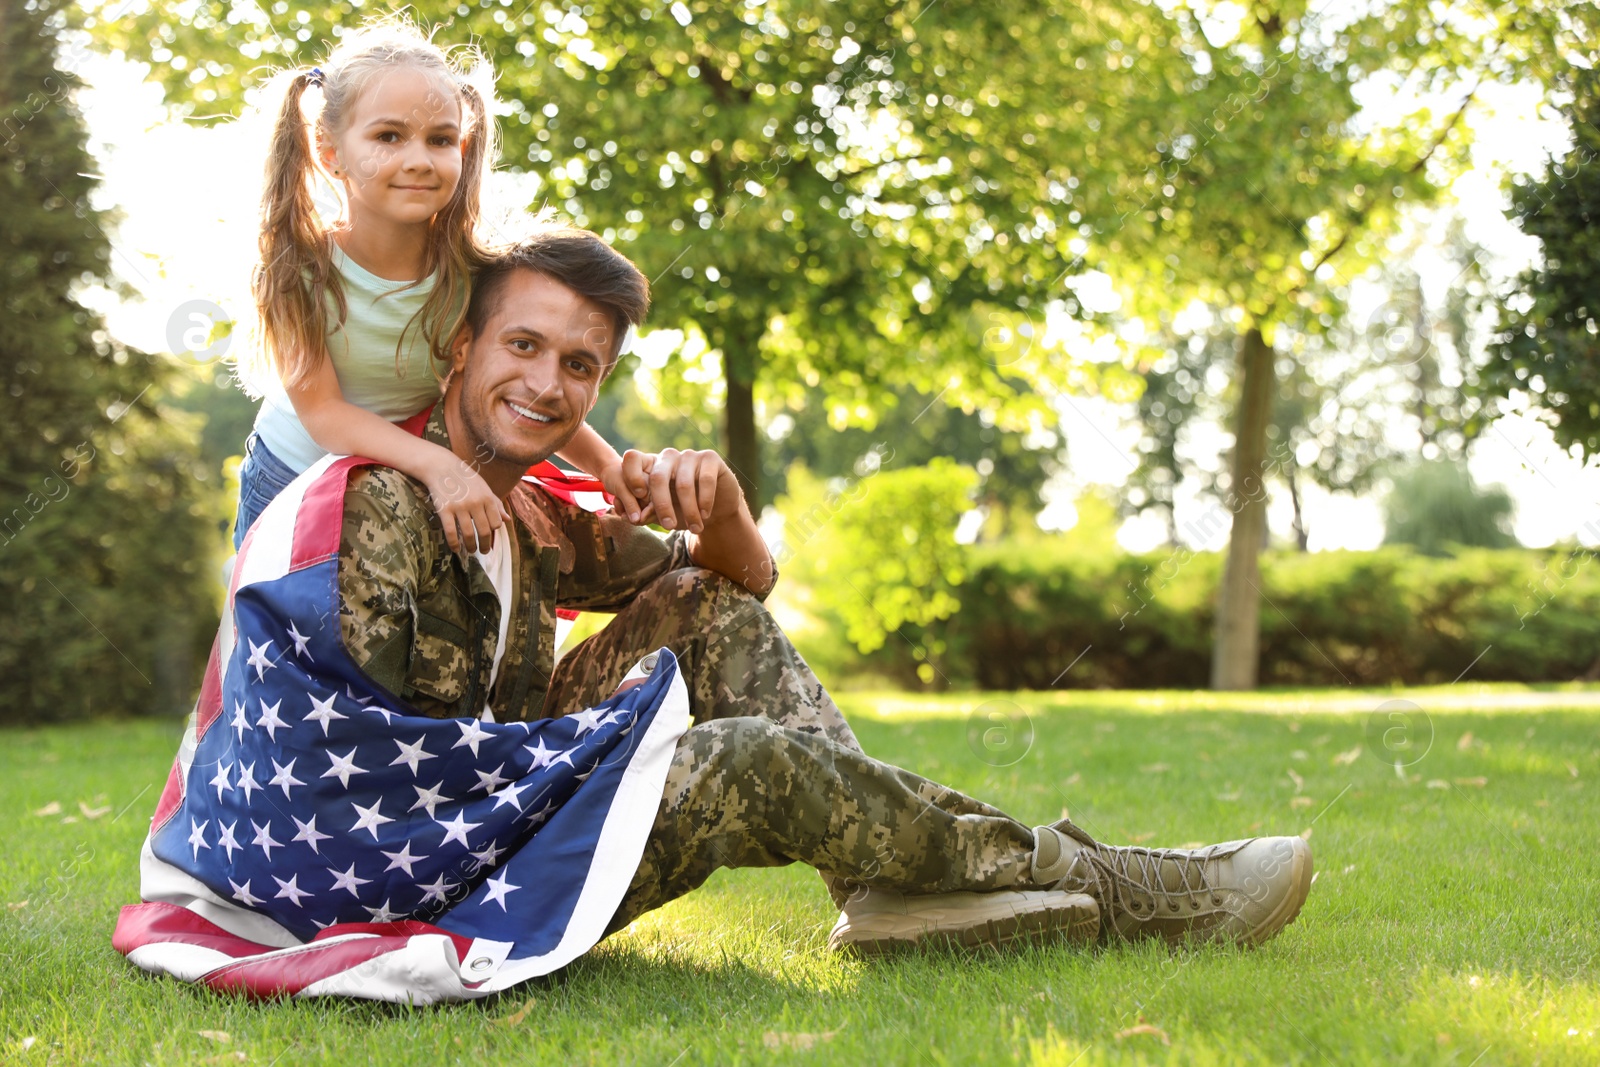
[234,22,622,554]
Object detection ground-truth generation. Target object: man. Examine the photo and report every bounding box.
[117,228,1311,1003]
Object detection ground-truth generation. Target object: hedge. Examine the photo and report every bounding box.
[792,544,1600,689]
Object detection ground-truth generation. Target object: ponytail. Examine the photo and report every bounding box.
[253,69,344,388]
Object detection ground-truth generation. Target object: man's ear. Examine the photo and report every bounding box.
[449,324,475,375]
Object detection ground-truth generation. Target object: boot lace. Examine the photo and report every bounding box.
[1078,843,1225,917]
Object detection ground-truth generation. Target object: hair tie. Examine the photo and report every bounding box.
[307,67,325,87]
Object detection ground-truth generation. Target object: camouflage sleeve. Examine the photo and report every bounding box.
[555,506,698,613]
[338,468,433,695]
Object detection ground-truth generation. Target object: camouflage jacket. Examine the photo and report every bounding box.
[337,405,695,721]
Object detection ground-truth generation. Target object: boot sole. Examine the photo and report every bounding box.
[831,893,1100,958]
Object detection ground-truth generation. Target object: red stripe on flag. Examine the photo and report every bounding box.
[192,636,225,741]
[290,458,368,571]
[201,936,414,1000]
[149,755,185,833]
[113,902,277,960]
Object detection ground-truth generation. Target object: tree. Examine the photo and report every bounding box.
[1060,0,1578,688]
[0,0,221,724]
[1474,66,1600,459]
[1382,460,1517,555]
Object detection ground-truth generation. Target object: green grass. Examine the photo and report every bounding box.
[4,685,1599,1065]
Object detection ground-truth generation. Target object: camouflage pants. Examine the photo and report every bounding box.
[543,568,1042,934]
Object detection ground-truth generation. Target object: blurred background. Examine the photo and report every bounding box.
[3,0,1597,724]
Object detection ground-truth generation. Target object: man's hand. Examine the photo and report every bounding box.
[615,448,774,597]
[616,448,736,534]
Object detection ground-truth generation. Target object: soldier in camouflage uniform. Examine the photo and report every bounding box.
[336,227,1314,956]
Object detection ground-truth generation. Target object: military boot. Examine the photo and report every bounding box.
[1031,821,1312,946]
[828,886,1100,957]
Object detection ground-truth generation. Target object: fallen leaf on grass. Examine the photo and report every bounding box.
[1535,799,1550,807]
[762,1031,837,1051]
[1567,762,1580,779]
[32,802,61,817]
[59,816,78,825]
[493,997,536,1026]
[1286,768,1305,793]
[1130,832,1157,843]
[6,901,28,912]
[1062,772,1081,787]
[1289,796,1315,809]
[19,1036,37,1052]
[1300,828,1313,841]
[1333,745,1362,766]
[78,801,111,820]
[1454,777,1488,788]
[1426,779,1449,789]
[197,1030,231,1043]
[1141,763,1170,774]
[1113,1024,1171,1045]
[1457,732,1474,751]
[1215,791,1242,802]
[1342,865,1357,875]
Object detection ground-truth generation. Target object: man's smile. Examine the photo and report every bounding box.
[506,399,556,424]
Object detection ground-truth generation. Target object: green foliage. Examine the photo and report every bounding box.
[1382,460,1517,556]
[1476,66,1600,459]
[0,0,221,724]
[778,460,977,664]
[799,545,1600,689]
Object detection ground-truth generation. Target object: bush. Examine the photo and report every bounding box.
[790,543,1600,689]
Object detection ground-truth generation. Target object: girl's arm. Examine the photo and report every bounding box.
[285,356,507,555]
[555,421,633,510]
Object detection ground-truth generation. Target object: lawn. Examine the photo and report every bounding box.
[3,683,1598,1065]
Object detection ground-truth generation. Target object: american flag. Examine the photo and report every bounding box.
[113,454,689,1003]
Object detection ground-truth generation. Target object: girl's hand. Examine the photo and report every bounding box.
[422,455,510,555]
[600,459,654,526]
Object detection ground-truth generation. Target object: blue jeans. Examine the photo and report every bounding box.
[233,434,301,550]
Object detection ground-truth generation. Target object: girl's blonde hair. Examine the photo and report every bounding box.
[250,19,498,390]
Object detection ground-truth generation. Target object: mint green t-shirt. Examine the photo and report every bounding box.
[252,247,449,473]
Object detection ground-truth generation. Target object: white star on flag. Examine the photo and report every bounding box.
[218,820,241,861]
[237,762,260,803]
[273,874,312,907]
[187,818,209,860]
[291,814,332,854]
[473,763,511,794]
[208,761,232,801]
[453,718,493,757]
[409,781,450,817]
[568,705,608,737]
[287,620,314,660]
[435,811,482,849]
[482,871,521,911]
[380,841,427,876]
[269,757,305,799]
[257,698,288,742]
[229,878,263,908]
[230,702,251,742]
[390,737,435,776]
[467,841,506,871]
[490,778,530,811]
[304,691,345,734]
[527,799,557,826]
[350,799,394,841]
[251,820,284,862]
[363,899,402,923]
[245,638,276,681]
[322,748,367,789]
[417,873,457,906]
[524,738,560,769]
[327,862,371,897]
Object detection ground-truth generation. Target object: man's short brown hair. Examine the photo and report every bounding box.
[467,227,650,366]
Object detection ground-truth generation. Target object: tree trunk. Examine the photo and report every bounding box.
[720,325,762,513]
[1210,327,1276,690]
[1287,459,1309,551]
